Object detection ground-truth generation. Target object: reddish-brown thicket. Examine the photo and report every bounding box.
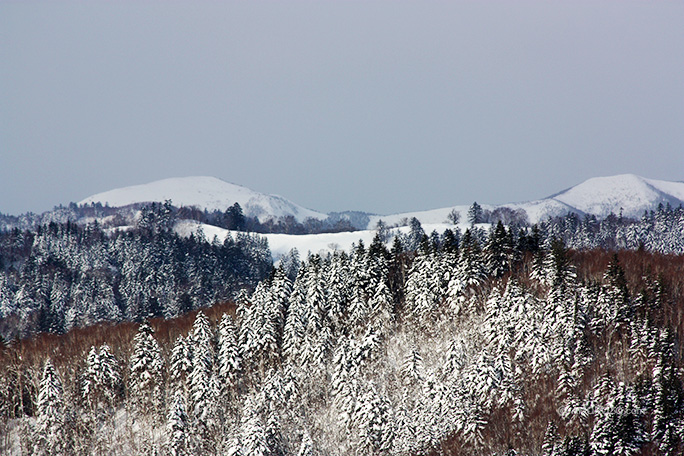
[0,300,237,419]
[572,249,684,352]
[431,249,684,455]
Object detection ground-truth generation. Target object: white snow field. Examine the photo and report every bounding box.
[174,220,460,261]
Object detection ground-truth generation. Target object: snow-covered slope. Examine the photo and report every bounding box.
[162,174,683,259]
[545,174,684,220]
[367,205,478,229]
[80,176,327,222]
[174,220,455,261]
[370,174,684,226]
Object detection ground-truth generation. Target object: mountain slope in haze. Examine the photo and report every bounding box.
[79,176,327,223]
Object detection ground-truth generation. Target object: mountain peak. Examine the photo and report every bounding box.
[549,174,684,219]
[79,176,327,222]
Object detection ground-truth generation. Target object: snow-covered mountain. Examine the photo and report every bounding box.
[79,176,327,223]
[373,174,684,226]
[543,174,684,220]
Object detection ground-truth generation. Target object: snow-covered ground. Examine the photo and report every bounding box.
[174,220,463,261]
[367,205,475,228]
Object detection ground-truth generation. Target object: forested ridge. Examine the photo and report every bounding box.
[0,205,272,341]
[1,221,683,455]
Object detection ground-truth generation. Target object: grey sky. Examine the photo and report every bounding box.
[2,1,683,216]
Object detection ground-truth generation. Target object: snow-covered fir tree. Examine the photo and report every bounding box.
[35,359,68,456]
[129,322,165,417]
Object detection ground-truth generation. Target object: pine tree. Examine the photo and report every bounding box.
[407,218,426,251]
[325,251,350,334]
[129,322,165,417]
[188,311,217,448]
[404,250,443,331]
[447,230,486,315]
[296,430,314,456]
[590,382,645,456]
[35,359,68,456]
[467,202,484,225]
[169,335,193,397]
[83,344,120,413]
[544,238,576,290]
[167,391,189,456]
[217,313,242,397]
[283,265,308,364]
[240,395,270,456]
[353,387,394,456]
[401,348,425,384]
[540,421,558,456]
[485,221,511,278]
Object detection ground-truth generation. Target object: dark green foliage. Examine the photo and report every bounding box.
[468,202,484,225]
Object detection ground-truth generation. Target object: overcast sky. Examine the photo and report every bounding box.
[2,1,683,216]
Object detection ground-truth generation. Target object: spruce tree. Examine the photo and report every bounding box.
[467,202,484,225]
[35,359,68,456]
[240,395,270,456]
[167,391,189,456]
[169,335,193,397]
[217,313,242,397]
[188,311,217,448]
[129,322,165,417]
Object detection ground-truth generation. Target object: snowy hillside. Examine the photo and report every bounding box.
[79,176,327,223]
[174,220,457,261]
[368,205,474,228]
[546,174,684,219]
[373,174,684,226]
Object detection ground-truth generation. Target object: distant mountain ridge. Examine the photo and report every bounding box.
[78,174,684,229]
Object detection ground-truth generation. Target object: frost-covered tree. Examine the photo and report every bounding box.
[240,395,270,456]
[353,387,394,456]
[35,359,68,456]
[296,430,314,456]
[467,202,484,225]
[129,322,165,416]
[447,230,486,314]
[401,348,425,385]
[217,313,242,397]
[590,381,645,456]
[404,250,444,331]
[485,221,512,278]
[169,335,193,397]
[188,311,217,447]
[82,343,120,413]
[167,391,189,456]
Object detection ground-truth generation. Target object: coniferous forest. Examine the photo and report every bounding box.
[1,206,684,455]
[0,203,272,341]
